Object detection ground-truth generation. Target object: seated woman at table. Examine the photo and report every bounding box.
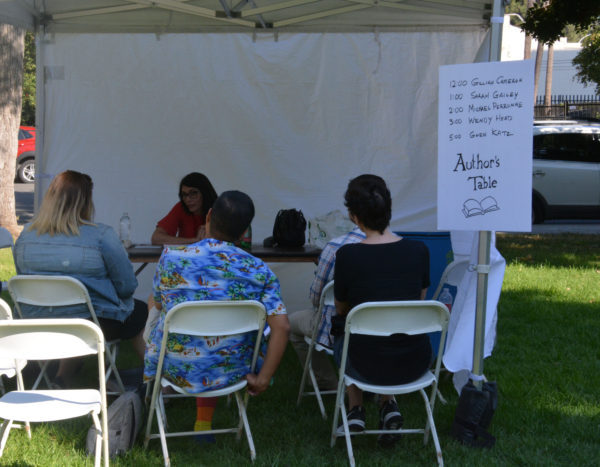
[332,174,431,447]
[150,172,218,245]
[14,170,148,387]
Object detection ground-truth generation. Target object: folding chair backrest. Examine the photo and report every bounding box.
[319,281,335,311]
[0,299,12,321]
[431,259,469,300]
[0,227,13,251]
[0,298,20,380]
[165,300,267,337]
[346,301,450,337]
[8,275,95,319]
[0,319,103,361]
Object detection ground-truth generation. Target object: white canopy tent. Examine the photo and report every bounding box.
[1,0,506,379]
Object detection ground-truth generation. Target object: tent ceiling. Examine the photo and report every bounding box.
[1,0,493,33]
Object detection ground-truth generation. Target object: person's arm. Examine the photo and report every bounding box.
[246,314,290,395]
[334,299,351,316]
[420,288,427,300]
[100,225,138,298]
[151,226,204,245]
[151,203,206,245]
[309,243,336,308]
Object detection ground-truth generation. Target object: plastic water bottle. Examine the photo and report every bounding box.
[438,287,453,313]
[119,212,132,248]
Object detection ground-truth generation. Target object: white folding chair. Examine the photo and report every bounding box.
[144,300,267,467]
[7,275,126,394]
[297,281,337,418]
[331,300,450,467]
[0,318,109,467]
[0,299,27,396]
[0,228,13,253]
[431,258,470,301]
[0,228,13,294]
[431,258,469,404]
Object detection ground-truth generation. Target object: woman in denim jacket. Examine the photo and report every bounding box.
[14,170,147,387]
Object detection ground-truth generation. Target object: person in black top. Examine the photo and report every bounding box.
[333,174,431,447]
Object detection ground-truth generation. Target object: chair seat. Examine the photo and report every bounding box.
[345,370,436,395]
[0,389,101,422]
[162,377,248,397]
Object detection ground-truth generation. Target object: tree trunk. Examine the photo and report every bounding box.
[533,42,544,104]
[523,0,534,59]
[0,23,25,238]
[544,43,554,108]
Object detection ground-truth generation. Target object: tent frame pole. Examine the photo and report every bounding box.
[33,26,45,213]
[472,0,504,391]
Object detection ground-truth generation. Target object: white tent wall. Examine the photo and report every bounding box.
[36,30,487,308]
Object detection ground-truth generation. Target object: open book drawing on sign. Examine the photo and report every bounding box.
[462,196,500,218]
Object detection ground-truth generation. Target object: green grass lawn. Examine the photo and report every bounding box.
[0,234,599,466]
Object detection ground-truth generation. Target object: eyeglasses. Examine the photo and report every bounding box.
[181,190,201,200]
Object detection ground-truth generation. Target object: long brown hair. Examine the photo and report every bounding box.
[29,170,95,236]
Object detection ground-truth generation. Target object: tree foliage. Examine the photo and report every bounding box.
[21,32,35,126]
[520,0,600,44]
[573,31,600,94]
[516,0,600,94]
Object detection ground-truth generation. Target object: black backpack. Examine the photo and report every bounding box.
[86,391,144,458]
[272,209,307,247]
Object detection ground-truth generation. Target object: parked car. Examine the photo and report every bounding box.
[532,120,600,223]
[16,126,35,183]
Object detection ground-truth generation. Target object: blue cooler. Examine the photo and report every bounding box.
[395,231,453,356]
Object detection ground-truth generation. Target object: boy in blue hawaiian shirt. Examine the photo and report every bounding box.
[144,190,290,437]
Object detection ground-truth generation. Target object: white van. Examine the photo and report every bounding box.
[532,121,600,223]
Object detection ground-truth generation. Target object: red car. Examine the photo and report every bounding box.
[17,126,35,183]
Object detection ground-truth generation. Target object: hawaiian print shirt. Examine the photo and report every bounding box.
[144,238,286,393]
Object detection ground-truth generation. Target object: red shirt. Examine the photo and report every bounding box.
[156,202,205,238]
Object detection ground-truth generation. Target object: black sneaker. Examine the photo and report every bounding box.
[336,405,366,435]
[378,399,403,447]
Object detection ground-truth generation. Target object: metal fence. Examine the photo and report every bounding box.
[534,95,600,120]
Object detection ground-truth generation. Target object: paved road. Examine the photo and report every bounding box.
[13,183,600,233]
[528,219,600,235]
[15,182,34,225]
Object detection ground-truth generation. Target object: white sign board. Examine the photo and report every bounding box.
[437,60,534,231]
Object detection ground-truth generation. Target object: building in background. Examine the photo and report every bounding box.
[501,14,598,102]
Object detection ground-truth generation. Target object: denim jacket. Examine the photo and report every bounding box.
[14,223,138,322]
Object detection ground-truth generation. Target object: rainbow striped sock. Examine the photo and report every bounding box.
[194,397,218,443]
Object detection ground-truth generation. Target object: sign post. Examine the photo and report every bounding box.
[438,60,534,387]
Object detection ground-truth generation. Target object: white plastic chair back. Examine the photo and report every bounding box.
[346,300,448,337]
[0,299,26,391]
[0,228,13,251]
[7,275,126,393]
[0,319,103,361]
[145,300,267,465]
[0,300,11,321]
[297,281,337,418]
[332,300,450,467]
[321,281,335,308]
[0,319,108,466]
[8,275,94,318]
[166,300,266,337]
[431,259,469,300]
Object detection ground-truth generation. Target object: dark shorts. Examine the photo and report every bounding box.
[96,299,148,341]
[333,332,432,385]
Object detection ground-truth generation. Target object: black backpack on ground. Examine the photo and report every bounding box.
[86,390,144,458]
[272,209,307,247]
[451,380,498,448]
